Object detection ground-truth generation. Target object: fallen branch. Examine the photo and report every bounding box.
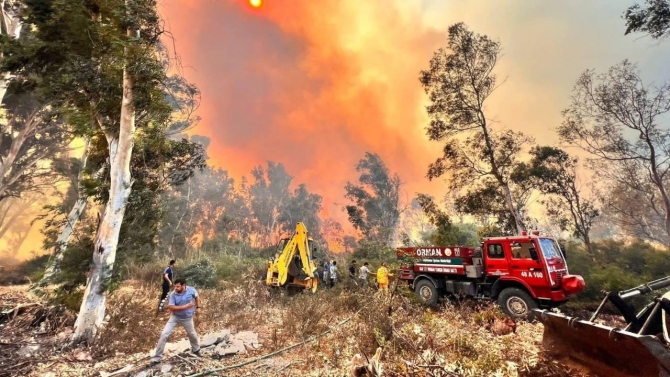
[185,307,366,377]
[176,353,197,367]
[99,364,134,377]
[275,361,293,374]
[1,303,41,316]
[415,364,461,377]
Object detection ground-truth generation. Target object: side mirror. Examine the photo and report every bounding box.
[559,244,567,260]
[529,247,539,261]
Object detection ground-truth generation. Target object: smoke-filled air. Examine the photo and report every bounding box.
[2,1,670,376]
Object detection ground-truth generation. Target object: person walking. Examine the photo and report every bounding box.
[376,262,393,297]
[358,262,372,287]
[158,259,175,312]
[323,260,331,285]
[348,260,358,286]
[151,278,201,365]
[329,261,338,288]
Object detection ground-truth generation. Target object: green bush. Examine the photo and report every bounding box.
[214,254,267,282]
[563,239,670,310]
[56,236,95,288]
[181,258,218,288]
[352,239,396,262]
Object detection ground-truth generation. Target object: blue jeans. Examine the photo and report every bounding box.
[152,314,200,362]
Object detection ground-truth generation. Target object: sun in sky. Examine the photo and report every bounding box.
[250,0,262,8]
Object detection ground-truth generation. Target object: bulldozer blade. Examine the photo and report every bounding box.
[534,309,670,377]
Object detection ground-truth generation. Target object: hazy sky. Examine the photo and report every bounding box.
[158,0,670,223]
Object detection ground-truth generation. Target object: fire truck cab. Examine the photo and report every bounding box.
[397,231,585,320]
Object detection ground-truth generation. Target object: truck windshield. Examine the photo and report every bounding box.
[539,238,563,260]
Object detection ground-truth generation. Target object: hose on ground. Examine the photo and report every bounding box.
[185,306,366,377]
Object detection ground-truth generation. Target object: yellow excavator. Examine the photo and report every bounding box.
[266,222,319,293]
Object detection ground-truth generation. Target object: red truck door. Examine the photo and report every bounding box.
[507,239,548,293]
[484,242,509,277]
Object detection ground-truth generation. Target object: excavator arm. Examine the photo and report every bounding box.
[275,222,314,285]
[266,222,318,292]
[534,276,670,377]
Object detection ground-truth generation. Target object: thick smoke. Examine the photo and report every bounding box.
[159,0,446,223]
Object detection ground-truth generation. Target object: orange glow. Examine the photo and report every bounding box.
[158,0,446,238]
[249,0,261,8]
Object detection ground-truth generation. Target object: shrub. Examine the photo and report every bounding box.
[213,254,267,282]
[181,258,218,288]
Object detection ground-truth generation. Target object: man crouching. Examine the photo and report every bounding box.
[151,278,201,365]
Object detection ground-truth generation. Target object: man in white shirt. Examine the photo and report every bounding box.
[358,262,371,287]
[329,261,338,288]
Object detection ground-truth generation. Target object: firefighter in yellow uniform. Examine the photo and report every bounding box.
[376,262,394,296]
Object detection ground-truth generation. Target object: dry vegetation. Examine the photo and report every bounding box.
[0,271,593,377]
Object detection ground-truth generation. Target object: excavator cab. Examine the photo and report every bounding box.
[534,277,670,377]
[266,222,319,293]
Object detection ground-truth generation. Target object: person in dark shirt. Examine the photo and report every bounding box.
[158,259,175,312]
[348,260,358,286]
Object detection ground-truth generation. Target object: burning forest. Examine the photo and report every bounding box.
[2,0,670,376]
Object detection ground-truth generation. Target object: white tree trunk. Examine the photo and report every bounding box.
[0,0,23,105]
[71,47,135,343]
[502,184,526,234]
[37,139,93,288]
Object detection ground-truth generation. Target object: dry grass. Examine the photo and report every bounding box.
[2,278,595,377]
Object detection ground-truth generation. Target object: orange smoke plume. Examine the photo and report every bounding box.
[159,0,446,230]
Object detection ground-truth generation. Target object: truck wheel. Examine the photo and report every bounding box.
[415,280,439,306]
[498,288,537,321]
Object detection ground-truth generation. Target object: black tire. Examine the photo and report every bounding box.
[498,287,538,321]
[415,279,439,306]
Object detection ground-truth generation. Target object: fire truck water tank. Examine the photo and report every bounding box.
[465,265,484,278]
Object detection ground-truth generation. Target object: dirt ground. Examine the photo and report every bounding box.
[0,282,593,377]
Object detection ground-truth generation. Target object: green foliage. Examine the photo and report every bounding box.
[9,0,206,308]
[415,194,479,246]
[55,234,95,289]
[564,239,670,308]
[451,223,480,247]
[624,0,670,40]
[477,223,505,239]
[213,255,267,282]
[181,258,218,289]
[419,23,532,234]
[51,289,85,313]
[344,152,401,245]
[351,239,397,264]
[521,146,598,252]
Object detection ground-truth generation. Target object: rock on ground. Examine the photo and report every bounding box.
[200,330,230,347]
[151,329,259,358]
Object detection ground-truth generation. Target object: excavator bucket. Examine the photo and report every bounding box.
[535,309,670,377]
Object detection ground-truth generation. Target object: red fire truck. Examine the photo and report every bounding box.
[396,231,585,320]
